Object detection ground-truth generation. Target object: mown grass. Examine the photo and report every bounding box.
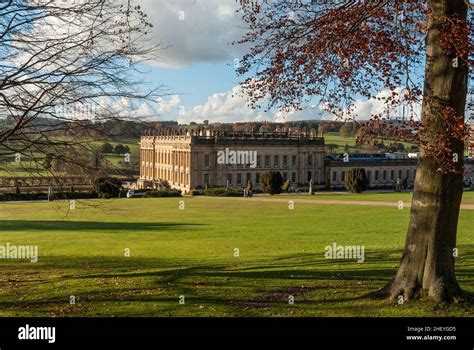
[0,197,472,317]
[261,191,474,205]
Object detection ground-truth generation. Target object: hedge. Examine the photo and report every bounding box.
[204,188,243,197]
[143,190,182,198]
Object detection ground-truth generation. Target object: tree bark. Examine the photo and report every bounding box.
[378,0,469,303]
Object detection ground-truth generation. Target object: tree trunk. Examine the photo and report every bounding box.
[378,0,469,303]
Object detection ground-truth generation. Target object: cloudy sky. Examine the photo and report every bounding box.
[134,0,420,124]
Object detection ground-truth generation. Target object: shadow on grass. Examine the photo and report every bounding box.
[0,220,204,232]
[1,247,474,314]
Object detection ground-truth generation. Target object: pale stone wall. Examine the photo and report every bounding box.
[194,144,326,189]
[327,159,474,189]
[139,132,326,192]
[139,131,474,193]
[326,160,419,189]
[138,135,192,192]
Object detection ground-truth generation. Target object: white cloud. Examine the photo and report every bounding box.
[141,0,245,67]
[176,85,327,124]
[156,95,182,114]
[179,86,267,123]
[87,94,181,120]
[94,86,421,124]
[349,89,422,121]
[174,86,422,124]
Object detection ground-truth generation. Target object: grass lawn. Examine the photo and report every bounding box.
[262,191,474,205]
[0,197,473,317]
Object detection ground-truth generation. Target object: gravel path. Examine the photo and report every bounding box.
[194,195,474,210]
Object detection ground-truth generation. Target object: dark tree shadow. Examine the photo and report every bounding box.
[0,220,204,233]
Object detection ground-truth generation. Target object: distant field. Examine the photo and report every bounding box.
[2,133,415,177]
[0,139,140,177]
[0,196,472,317]
[324,132,416,153]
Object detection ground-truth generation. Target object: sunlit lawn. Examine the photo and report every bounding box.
[261,191,474,205]
[0,197,473,317]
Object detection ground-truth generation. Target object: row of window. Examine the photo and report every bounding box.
[332,169,415,183]
[205,171,318,186]
[204,154,315,168]
[203,171,303,186]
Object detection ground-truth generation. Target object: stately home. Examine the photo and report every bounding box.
[138,129,326,192]
[326,154,418,189]
[139,128,474,193]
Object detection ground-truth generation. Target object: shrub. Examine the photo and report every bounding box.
[100,142,114,154]
[0,192,45,201]
[143,189,182,198]
[344,168,369,193]
[43,154,53,170]
[261,171,284,195]
[92,177,122,198]
[114,144,128,154]
[0,192,99,202]
[204,187,243,197]
[50,192,99,200]
[189,189,202,196]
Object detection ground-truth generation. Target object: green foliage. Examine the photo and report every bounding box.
[326,144,339,155]
[52,158,63,172]
[92,152,101,171]
[204,187,243,197]
[0,192,98,201]
[92,177,122,198]
[143,190,182,198]
[190,189,202,196]
[339,123,354,138]
[388,143,406,152]
[100,142,114,154]
[114,144,130,154]
[344,168,369,193]
[261,171,283,195]
[43,155,52,170]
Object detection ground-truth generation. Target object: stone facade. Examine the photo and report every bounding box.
[139,133,192,193]
[325,155,418,189]
[138,130,326,192]
[139,129,474,192]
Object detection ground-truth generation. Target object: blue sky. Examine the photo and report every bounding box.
[133,0,429,124]
[147,62,240,111]
[132,0,335,123]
